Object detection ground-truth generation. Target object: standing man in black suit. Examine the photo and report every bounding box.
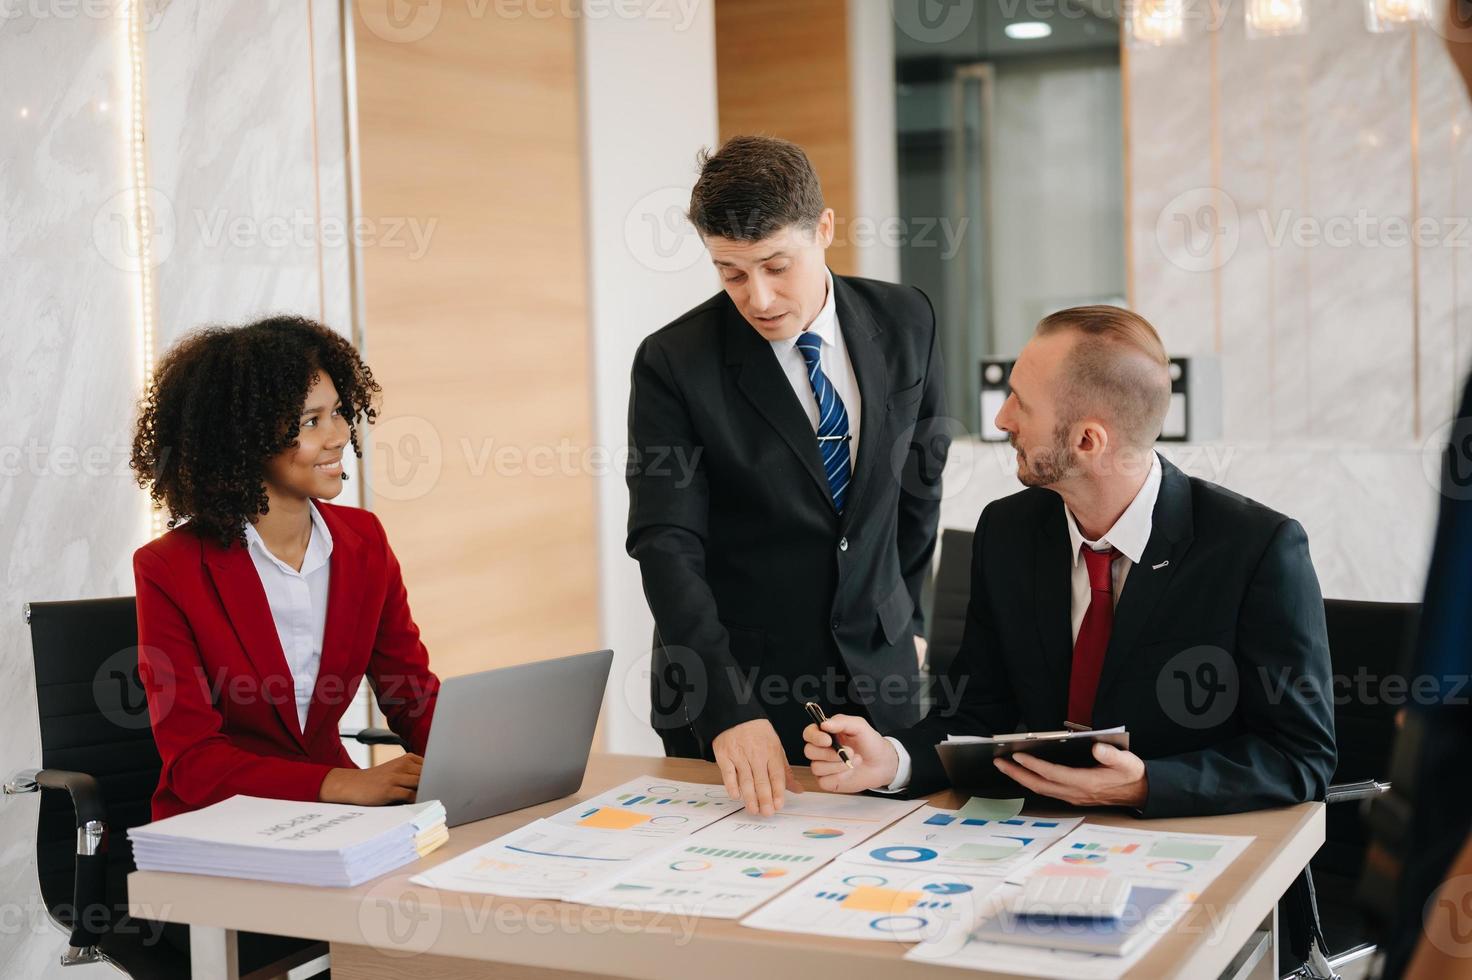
[627,136,949,816]
[803,305,1336,818]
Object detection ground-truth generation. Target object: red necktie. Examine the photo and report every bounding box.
[1067,545,1119,727]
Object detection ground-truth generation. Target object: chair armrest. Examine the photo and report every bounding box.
[1325,779,1391,804]
[5,768,110,951]
[6,767,108,829]
[343,727,409,749]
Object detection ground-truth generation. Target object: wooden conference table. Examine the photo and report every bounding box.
[128,753,1323,980]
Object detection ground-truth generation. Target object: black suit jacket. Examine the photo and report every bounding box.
[626,273,949,763]
[894,456,1337,818]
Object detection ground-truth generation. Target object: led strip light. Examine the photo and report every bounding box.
[123,0,164,537]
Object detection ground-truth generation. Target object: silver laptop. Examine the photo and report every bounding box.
[416,649,613,827]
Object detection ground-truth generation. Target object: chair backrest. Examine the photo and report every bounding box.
[1322,598,1419,785]
[927,528,974,678]
[1314,598,1420,890]
[26,597,161,920]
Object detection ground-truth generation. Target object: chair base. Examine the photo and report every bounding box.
[59,945,112,968]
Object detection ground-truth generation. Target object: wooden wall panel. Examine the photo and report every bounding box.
[714,0,857,275]
[352,1,598,685]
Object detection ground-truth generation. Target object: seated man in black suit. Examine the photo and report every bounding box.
[803,305,1336,817]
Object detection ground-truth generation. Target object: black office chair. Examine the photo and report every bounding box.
[925,528,973,679]
[924,531,1415,980]
[4,596,406,977]
[1284,599,1419,980]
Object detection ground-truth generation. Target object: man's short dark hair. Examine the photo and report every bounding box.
[1035,305,1172,450]
[687,135,825,242]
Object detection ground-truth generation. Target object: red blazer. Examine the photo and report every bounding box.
[133,500,439,820]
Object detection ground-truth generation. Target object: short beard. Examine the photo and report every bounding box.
[1013,422,1078,488]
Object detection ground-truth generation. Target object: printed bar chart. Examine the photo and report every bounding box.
[686,845,818,863]
[1071,842,1141,854]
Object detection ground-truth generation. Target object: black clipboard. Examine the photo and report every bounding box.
[936,727,1131,797]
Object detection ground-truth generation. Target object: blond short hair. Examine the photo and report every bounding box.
[1035,305,1172,449]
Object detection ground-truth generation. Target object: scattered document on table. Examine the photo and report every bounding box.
[410,819,658,898]
[904,825,1255,979]
[843,807,1084,879]
[739,806,1076,942]
[541,777,741,838]
[570,791,923,919]
[411,778,738,898]
[1004,823,1254,894]
[741,863,1006,943]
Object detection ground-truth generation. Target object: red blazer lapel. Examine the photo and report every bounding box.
[303,503,368,744]
[202,539,309,751]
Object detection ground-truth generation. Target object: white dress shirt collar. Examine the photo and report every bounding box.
[244,499,334,575]
[1064,453,1162,566]
[771,268,838,356]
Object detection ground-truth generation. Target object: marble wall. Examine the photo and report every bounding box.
[927,0,1470,606]
[0,2,358,974]
[147,0,357,348]
[1,9,146,975]
[1129,0,1472,445]
[939,440,1439,604]
[939,3,1469,603]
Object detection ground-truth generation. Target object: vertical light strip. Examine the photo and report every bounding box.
[1209,0,1223,355]
[339,0,370,518]
[339,0,369,355]
[1454,118,1461,399]
[124,0,163,538]
[1409,28,1423,441]
[306,0,327,326]
[1120,19,1135,309]
[1300,55,1312,437]
[1267,117,1278,438]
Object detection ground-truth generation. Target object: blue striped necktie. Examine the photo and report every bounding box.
[794,331,852,514]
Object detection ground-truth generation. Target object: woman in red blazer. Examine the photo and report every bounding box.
[130,316,439,820]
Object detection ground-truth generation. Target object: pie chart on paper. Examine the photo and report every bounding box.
[922,882,974,895]
[869,846,939,863]
[1062,852,1106,865]
[803,827,845,839]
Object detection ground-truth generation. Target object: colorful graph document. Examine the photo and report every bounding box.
[739,807,1076,943]
[409,820,655,898]
[741,863,1005,943]
[543,778,741,838]
[905,824,1254,979]
[570,792,923,919]
[1007,823,1253,896]
[411,779,739,899]
[842,806,1084,879]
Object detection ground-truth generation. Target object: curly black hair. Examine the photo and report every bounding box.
[131,315,381,548]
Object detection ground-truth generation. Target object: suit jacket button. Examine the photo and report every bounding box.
[831,621,840,631]
[839,537,849,552]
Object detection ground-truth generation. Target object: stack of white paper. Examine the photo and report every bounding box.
[129,796,449,888]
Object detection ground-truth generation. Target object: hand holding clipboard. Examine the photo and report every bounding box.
[936,725,1135,801]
